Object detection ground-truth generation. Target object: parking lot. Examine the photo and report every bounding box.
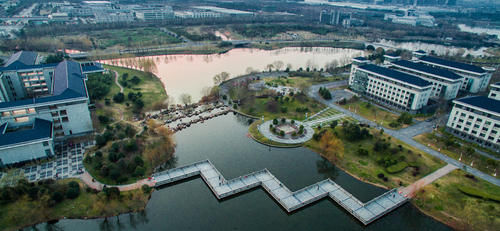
[0,140,94,186]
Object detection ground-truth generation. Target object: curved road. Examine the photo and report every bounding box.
[308,82,500,187]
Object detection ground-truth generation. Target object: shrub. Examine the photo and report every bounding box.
[377,173,385,178]
[113,92,125,103]
[98,115,110,124]
[397,112,413,125]
[273,118,278,125]
[142,184,152,193]
[51,191,64,203]
[95,151,103,157]
[108,152,119,162]
[222,95,227,100]
[134,166,146,177]
[134,156,144,166]
[280,130,285,136]
[357,148,369,156]
[280,106,288,113]
[291,120,295,124]
[66,187,80,199]
[389,121,401,128]
[458,186,500,202]
[281,118,286,123]
[386,162,408,174]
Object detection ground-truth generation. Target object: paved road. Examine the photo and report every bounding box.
[400,164,458,198]
[308,83,500,187]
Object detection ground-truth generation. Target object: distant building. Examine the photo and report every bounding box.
[191,6,254,16]
[94,12,134,23]
[384,9,436,27]
[135,6,174,21]
[417,55,493,93]
[0,51,103,165]
[174,11,221,19]
[349,59,432,113]
[446,91,500,151]
[319,10,352,27]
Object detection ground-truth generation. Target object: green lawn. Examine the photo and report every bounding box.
[264,76,343,88]
[239,96,324,121]
[248,120,303,148]
[340,100,408,129]
[305,126,445,188]
[414,132,499,178]
[413,170,500,231]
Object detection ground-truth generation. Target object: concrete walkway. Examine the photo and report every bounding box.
[80,171,155,191]
[400,164,458,198]
[308,82,500,187]
[258,120,314,144]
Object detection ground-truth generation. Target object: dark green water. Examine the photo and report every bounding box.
[32,114,450,231]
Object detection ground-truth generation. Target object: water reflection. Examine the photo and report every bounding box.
[101,47,362,102]
[316,158,338,180]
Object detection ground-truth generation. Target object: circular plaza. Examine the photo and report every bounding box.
[258,118,314,144]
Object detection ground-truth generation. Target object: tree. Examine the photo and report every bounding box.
[213,72,230,85]
[298,82,311,94]
[179,93,192,106]
[273,61,284,71]
[319,131,344,161]
[44,53,64,64]
[366,45,375,52]
[330,121,338,129]
[397,113,413,124]
[113,92,125,103]
[266,64,274,72]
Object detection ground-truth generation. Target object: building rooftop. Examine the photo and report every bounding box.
[0,60,87,110]
[0,118,53,148]
[419,56,486,74]
[392,60,463,81]
[455,96,500,114]
[3,51,38,69]
[358,64,431,88]
[353,56,368,61]
[0,62,58,72]
[414,50,426,54]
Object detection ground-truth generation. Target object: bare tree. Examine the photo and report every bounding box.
[266,64,274,72]
[245,67,257,74]
[213,72,230,85]
[179,93,192,106]
[273,61,284,71]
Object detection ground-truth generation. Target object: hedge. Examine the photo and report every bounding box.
[458,186,500,203]
[386,162,408,174]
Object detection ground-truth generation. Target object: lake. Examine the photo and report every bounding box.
[31,114,451,231]
[101,47,363,102]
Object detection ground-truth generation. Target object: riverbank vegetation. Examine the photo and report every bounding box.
[414,130,499,178]
[84,120,175,185]
[305,122,445,188]
[0,179,151,231]
[413,170,500,231]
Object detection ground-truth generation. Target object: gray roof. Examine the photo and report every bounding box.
[3,51,38,68]
[0,60,87,110]
[392,60,463,81]
[420,56,486,74]
[353,56,368,61]
[455,96,500,114]
[0,118,53,148]
[358,64,431,88]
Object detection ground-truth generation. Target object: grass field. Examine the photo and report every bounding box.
[414,132,499,178]
[340,100,408,129]
[0,179,150,231]
[90,27,182,49]
[239,96,324,121]
[413,170,500,231]
[264,76,342,88]
[248,121,303,148]
[305,127,445,188]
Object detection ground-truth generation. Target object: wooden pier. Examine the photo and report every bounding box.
[153,160,408,225]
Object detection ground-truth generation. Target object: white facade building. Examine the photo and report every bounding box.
[488,82,500,100]
[349,60,432,113]
[418,55,493,94]
[446,94,500,152]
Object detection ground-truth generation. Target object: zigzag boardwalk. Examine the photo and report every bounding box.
[153,160,408,225]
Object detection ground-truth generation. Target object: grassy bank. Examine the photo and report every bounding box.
[413,170,500,230]
[248,120,303,148]
[304,126,445,188]
[414,132,499,178]
[339,100,409,129]
[0,179,151,231]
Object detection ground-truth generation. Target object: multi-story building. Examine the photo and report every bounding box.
[390,59,463,100]
[488,82,500,100]
[135,6,174,21]
[417,55,493,93]
[349,61,432,113]
[446,87,500,151]
[0,51,102,165]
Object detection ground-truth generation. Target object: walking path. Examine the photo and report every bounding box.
[400,164,458,198]
[305,114,346,127]
[152,160,408,225]
[258,120,314,144]
[112,70,124,93]
[308,83,500,187]
[80,171,155,191]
